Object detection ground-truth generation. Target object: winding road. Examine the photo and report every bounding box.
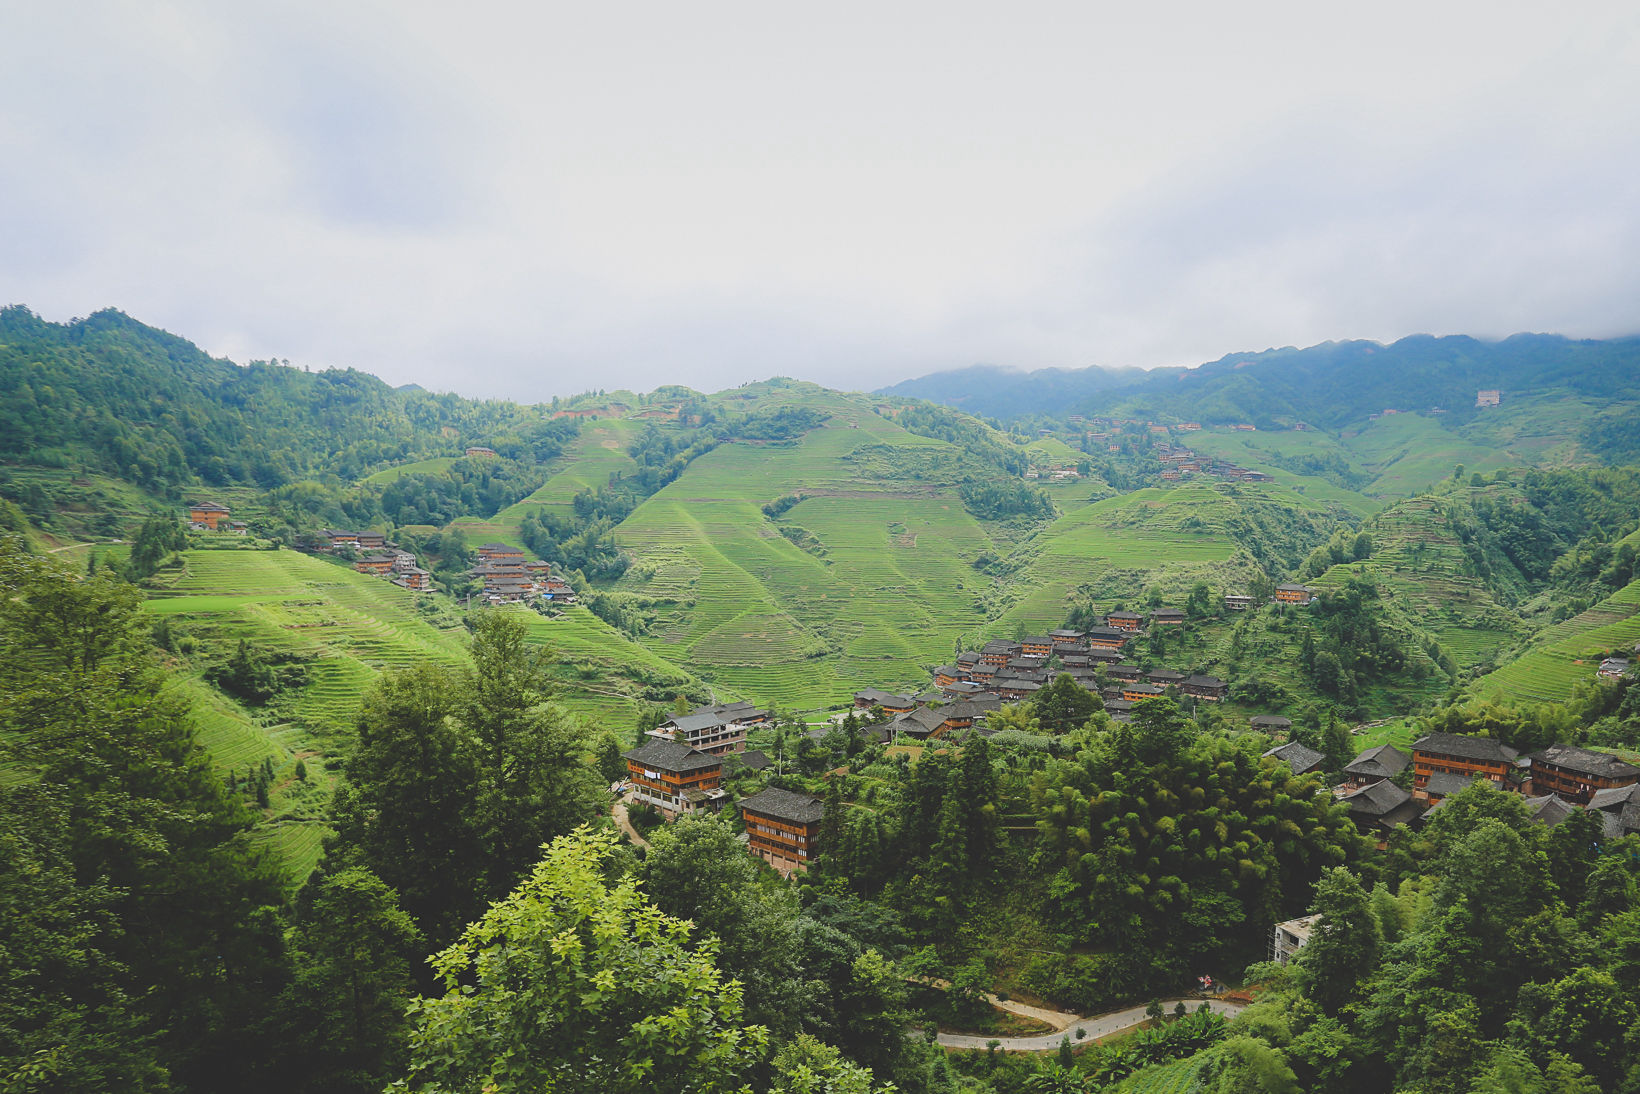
[935,998,1246,1051]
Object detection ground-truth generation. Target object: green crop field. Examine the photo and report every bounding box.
[358,456,458,484]
[1476,578,1640,703]
[1188,428,1380,518]
[1113,1054,1208,1092]
[1340,413,1512,497]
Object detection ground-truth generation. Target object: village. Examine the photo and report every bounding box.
[188,498,1639,883]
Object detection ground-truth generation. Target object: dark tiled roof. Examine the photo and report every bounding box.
[666,712,730,734]
[1153,608,1185,619]
[1425,772,1476,798]
[739,750,770,771]
[1184,674,1226,688]
[1250,714,1292,730]
[739,787,825,824]
[894,707,948,736]
[1263,741,1325,774]
[624,738,721,774]
[1413,733,1519,764]
[1022,635,1052,645]
[1342,779,1414,817]
[1523,794,1578,827]
[1345,745,1410,779]
[981,640,1022,654]
[1149,669,1186,684]
[1588,783,1640,811]
[1530,744,1640,781]
[855,688,915,706]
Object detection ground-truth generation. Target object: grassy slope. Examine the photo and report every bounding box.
[614,389,996,707]
[449,419,644,547]
[1184,428,1381,518]
[1339,413,1514,497]
[358,456,458,484]
[1307,493,1524,673]
[143,547,698,879]
[1475,577,1640,703]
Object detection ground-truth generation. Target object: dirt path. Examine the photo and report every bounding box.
[611,792,649,849]
[913,978,1082,1031]
[936,998,1246,1052]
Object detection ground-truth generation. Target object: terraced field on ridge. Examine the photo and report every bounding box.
[1309,492,1524,671]
[1476,577,1640,703]
[615,392,1000,708]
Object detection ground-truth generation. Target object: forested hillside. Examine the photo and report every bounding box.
[6,307,1640,1094]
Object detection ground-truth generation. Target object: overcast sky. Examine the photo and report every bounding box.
[3,2,1638,400]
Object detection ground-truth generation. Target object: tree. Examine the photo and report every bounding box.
[1294,868,1379,1015]
[636,815,803,1032]
[390,827,768,1094]
[461,610,604,894]
[1035,674,1097,734]
[276,868,422,1094]
[329,663,486,945]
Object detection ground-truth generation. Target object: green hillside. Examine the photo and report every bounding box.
[1474,577,1640,703]
[140,546,703,878]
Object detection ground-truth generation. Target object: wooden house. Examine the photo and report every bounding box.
[1121,682,1166,702]
[324,529,359,550]
[1587,784,1640,841]
[1021,636,1052,658]
[1340,781,1425,848]
[1108,663,1143,681]
[854,688,916,714]
[187,501,230,530]
[979,640,1022,666]
[1275,584,1313,605]
[1263,741,1324,775]
[356,531,387,550]
[1151,608,1185,626]
[354,554,395,575]
[1527,744,1640,806]
[739,787,825,874]
[1341,745,1410,792]
[1049,628,1086,645]
[1411,733,1519,799]
[1085,627,1128,651]
[464,446,497,457]
[476,542,525,562]
[1249,714,1292,735]
[933,665,964,687]
[393,567,432,590]
[1148,668,1186,688]
[1106,611,1144,632]
[1182,674,1228,701]
[624,739,725,817]
[1224,594,1255,611]
[994,679,1042,702]
[1598,657,1630,680]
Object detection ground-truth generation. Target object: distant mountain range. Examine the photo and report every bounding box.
[878,332,1640,445]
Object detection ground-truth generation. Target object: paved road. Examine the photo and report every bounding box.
[936,998,1246,1051]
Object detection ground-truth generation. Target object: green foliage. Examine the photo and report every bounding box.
[390,826,769,1094]
[0,538,291,1092]
[127,512,188,579]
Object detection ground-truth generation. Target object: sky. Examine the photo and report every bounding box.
[3,1,1638,400]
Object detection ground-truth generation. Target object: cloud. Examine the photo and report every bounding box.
[1,1,1637,399]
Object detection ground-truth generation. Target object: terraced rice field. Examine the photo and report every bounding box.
[1114,1055,1209,1092]
[1341,414,1512,498]
[1187,429,1379,518]
[614,393,997,707]
[1309,493,1524,671]
[991,486,1255,633]
[1477,578,1640,702]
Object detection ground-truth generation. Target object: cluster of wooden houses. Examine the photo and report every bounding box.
[1261,732,1640,847]
[623,700,823,876]
[846,618,1237,740]
[1152,442,1274,484]
[468,542,575,605]
[317,529,435,592]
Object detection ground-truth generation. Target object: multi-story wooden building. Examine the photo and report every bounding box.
[1527,744,1640,805]
[1021,636,1053,658]
[650,703,767,756]
[979,640,1022,666]
[1275,584,1313,605]
[1121,682,1166,703]
[354,554,395,574]
[1410,733,1519,799]
[1085,627,1128,651]
[1106,611,1144,632]
[188,502,230,530]
[1182,674,1228,701]
[623,739,725,817]
[1151,608,1186,626]
[739,787,825,874]
[853,688,917,714]
[476,541,525,562]
[1224,594,1256,611]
